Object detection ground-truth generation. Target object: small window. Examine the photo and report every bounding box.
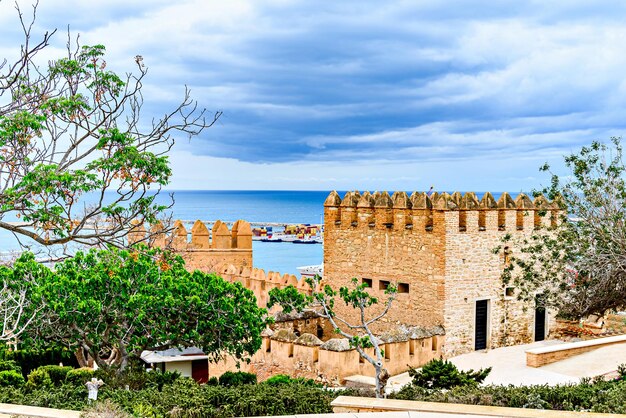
[266,340,271,353]
[288,344,294,358]
[379,280,390,291]
[362,278,373,288]
[384,344,391,361]
[409,340,415,356]
[431,336,437,351]
[505,287,515,298]
[359,355,365,364]
[398,282,410,294]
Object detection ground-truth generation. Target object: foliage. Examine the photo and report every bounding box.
[263,374,320,387]
[0,378,337,417]
[26,367,53,389]
[218,371,257,386]
[0,359,21,374]
[268,275,397,398]
[500,138,626,318]
[17,247,267,370]
[94,364,180,390]
[65,368,95,386]
[394,379,626,413]
[81,399,132,418]
[0,369,25,387]
[408,358,491,390]
[0,342,78,376]
[35,365,73,385]
[0,6,219,255]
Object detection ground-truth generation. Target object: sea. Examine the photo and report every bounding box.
[161,190,327,276]
[0,190,514,276]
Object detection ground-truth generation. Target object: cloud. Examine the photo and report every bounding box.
[3,0,626,189]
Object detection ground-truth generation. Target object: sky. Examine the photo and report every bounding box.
[2,0,626,191]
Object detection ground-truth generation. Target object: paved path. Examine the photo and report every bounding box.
[387,339,625,391]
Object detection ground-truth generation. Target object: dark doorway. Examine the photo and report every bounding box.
[475,300,488,350]
[191,359,208,383]
[535,295,546,342]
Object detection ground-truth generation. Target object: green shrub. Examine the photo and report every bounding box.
[0,344,78,376]
[26,368,52,389]
[93,364,180,390]
[408,358,491,389]
[218,371,257,386]
[207,376,219,386]
[264,374,291,385]
[65,367,94,386]
[0,359,21,374]
[0,370,25,387]
[36,365,73,385]
[264,374,320,387]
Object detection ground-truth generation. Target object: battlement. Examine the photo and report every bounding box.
[212,263,314,307]
[324,190,561,233]
[128,219,253,250]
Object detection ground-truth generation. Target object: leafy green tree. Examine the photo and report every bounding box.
[18,247,267,370]
[268,276,396,398]
[501,137,626,319]
[0,6,219,255]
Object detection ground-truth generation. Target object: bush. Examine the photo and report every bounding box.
[0,344,78,376]
[264,374,321,387]
[264,374,291,385]
[0,370,25,387]
[65,367,95,386]
[36,365,73,385]
[26,368,52,389]
[0,359,21,374]
[408,358,491,389]
[218,371,257,386]
[93,364,180,390]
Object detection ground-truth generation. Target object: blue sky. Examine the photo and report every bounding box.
[2,0,626,191]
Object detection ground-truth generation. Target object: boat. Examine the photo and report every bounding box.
[297,264,323,278]
[293,236,323,244]
[260,236,283,242]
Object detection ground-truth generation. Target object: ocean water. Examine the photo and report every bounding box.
[158,191,327,276]
[0,190,516,276]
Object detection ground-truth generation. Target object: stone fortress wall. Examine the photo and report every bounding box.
[323,190,560,356]
[209,328,445,384]
[129,218,314,306]
[132,189,561,378]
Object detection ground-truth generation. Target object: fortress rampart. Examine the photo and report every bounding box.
[209,330,444,385]
[323,190,560,356]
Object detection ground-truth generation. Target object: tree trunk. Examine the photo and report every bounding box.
[378,367,390,398]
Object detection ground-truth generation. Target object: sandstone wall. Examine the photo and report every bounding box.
[323,190,561,356]
[323,191,446,333]
[208,334,444,384]
[129,219,254,272]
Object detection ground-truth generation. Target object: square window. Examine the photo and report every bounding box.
[362,278,373,288]
[398,282,410,293]
[379,280,390,291]
[505,287,515,298]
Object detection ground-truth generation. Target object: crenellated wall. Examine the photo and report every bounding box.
[208,332,445,385]
[129,219,254,272]
[323,190,561,356]
[214,263,314,307]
